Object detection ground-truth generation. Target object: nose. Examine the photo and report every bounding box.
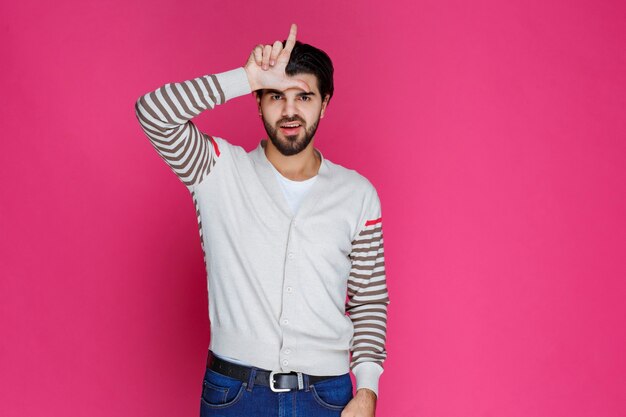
[281,96,298,118]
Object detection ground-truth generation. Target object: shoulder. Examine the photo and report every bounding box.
[210,136,248,159]
[325,159,378,199]
[325,159,382,234]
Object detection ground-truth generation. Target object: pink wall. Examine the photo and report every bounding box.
[1,0,625,416]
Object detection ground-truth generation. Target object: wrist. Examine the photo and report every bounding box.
[243,65,259,91]
[352,361,383,398]
[213,67,252,102]
[356,387,378,400]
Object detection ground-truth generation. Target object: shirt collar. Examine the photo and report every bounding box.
[251,139,330,218]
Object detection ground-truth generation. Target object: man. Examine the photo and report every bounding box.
[134,24,389,417]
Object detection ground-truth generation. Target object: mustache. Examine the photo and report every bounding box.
[278,117,305,125]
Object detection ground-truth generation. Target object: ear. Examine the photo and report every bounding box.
[254,90,262,114]
[320,94,330,119]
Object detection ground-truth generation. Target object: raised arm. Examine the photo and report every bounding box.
[134,68,251,189]
[134,23,310,190]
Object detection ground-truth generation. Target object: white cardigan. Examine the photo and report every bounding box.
[135,67,390,395]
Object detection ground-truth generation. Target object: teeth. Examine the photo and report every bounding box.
[282,124,300,128]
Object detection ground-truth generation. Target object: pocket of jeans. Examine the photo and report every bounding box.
[200,369,246,409]
[310,374,353,410]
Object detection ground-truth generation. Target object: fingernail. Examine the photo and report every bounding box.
[270,60,275,65]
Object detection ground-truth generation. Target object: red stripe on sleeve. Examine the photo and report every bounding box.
[209,136,220,157]
[365,217,382,226]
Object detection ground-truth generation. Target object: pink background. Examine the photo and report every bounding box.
[1,0,625,416]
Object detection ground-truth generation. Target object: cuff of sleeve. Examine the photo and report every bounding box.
[352,362,384,397]
[213,67,252,102]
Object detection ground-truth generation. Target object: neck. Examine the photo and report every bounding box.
[263,139,321,181]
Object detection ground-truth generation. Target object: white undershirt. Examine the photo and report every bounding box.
[269,162,318,215]
[214,163,318,367]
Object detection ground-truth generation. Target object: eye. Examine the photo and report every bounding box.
[271,95,282,100]
[300,96,311,102]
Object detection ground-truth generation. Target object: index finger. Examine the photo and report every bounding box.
[282,23,297,55]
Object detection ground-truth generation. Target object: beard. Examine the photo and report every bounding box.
[262,112,321,156]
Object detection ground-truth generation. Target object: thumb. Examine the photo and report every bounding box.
[283,78,310,93]
[298,80,311,93]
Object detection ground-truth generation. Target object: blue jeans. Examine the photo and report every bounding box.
[199,364,354,416]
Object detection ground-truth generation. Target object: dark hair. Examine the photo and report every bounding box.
[259,40,334,103]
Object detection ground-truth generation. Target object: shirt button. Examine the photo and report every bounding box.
[286,286,293,293]
[288,253,295,259]
[282,360,289,366]
[282,319,289,325]
[284,349,291,354]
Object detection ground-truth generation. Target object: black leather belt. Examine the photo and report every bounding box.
[206,350,338,392]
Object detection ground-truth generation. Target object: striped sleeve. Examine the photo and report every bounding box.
[346,188,390,397]
[134,67,251,189]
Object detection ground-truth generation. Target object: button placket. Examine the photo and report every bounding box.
[279,217,299,372]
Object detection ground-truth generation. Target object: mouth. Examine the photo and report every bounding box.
[279,122,303,135]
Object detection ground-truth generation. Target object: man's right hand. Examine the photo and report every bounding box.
[244,23,311,93]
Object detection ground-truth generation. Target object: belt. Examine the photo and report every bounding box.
[206,350,338,392]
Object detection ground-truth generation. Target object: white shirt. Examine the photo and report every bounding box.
[135,67,389,395]
[269,160,319,215]
[215,167,317,367]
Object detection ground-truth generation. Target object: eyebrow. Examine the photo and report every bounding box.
[266,89,316,97]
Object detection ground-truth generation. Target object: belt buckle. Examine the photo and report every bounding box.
[269,371,292,393]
